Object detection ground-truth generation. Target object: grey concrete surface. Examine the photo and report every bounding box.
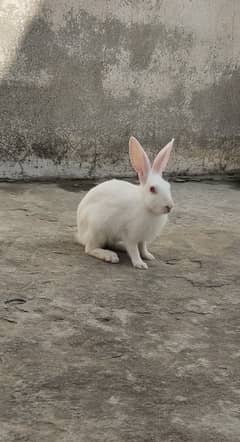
[0,180,240,442]
[0,1,240,179]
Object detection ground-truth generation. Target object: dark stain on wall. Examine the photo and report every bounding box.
[190,68,240,136]
[128,22,193,70]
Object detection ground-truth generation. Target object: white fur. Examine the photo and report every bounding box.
[76,137,174,269]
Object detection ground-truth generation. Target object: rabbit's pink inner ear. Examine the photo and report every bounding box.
[152,138,174,174]
[129,136,151,184]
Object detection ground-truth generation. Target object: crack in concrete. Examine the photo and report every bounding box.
[174,275,232,288]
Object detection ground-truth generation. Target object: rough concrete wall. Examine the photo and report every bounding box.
[0,0,240,179]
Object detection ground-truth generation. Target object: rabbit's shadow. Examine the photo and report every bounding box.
[30,237,132,266]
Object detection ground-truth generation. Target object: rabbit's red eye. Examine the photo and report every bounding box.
[150,186,157,194]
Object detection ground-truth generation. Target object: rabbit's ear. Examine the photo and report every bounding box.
[129,136,151,184]
[152,139,174,174]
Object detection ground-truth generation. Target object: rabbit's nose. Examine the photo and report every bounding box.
[165,204,173,213]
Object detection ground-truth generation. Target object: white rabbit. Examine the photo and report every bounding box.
[76,136,174,269]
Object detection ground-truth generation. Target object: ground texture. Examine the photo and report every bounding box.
[0,181,239,442]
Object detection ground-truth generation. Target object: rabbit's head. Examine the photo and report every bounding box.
[129,136,174,215]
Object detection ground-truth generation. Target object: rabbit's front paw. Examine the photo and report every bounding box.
[133,260,148,270]
[139,243,155,261]
[142,251,155,261]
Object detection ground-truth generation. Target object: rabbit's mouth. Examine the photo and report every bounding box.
[147,205,169,216]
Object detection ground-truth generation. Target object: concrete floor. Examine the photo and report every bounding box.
[0,180,239,442]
